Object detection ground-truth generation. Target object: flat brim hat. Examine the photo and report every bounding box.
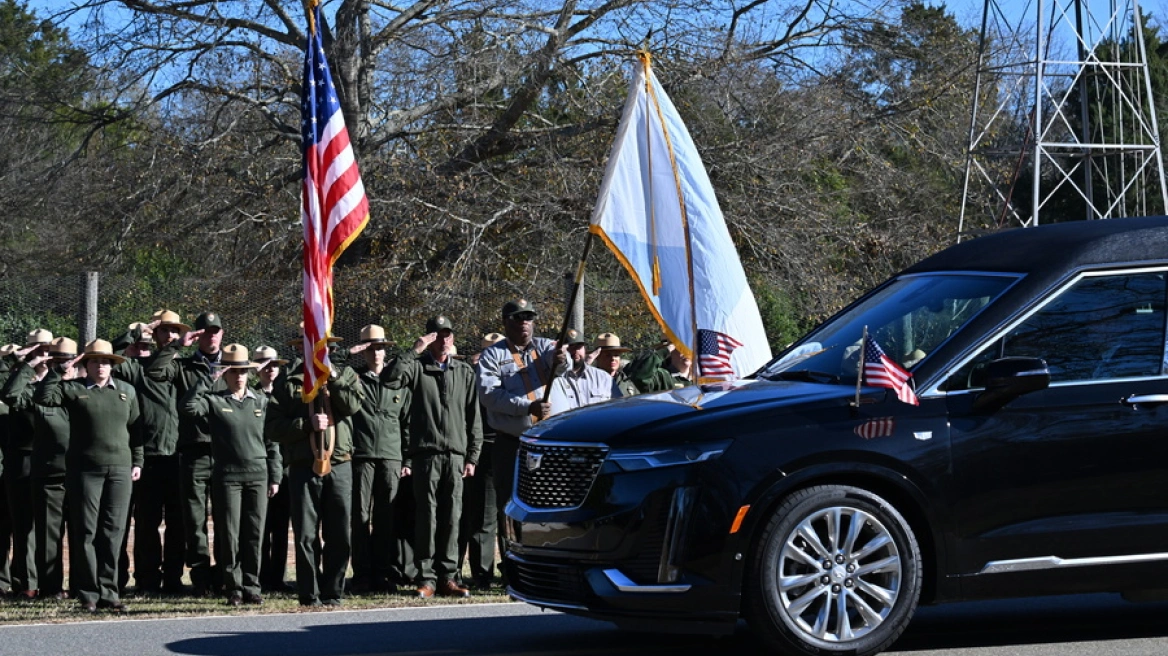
[287,321,342,346]
[79,339,126,365]
[154,310,190,333]
[252,345,288,365]
[593,332,631,353]
[48,337,78,359]
[425,315,455,334]
[481,332,505,349]
[562,328,587,346]
[359,324,392,344]
[215,343,259,369]
[25,329,53,347]
[0,344,19,358]
[502,298,537,319]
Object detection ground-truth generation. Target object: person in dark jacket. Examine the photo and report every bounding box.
[2,329,53,599]
[36,339,142,613]
[1,336,79,600]
[265,338,363,607]
[253,345,293,593]
[147,311,227,595]
[345,324,409,594]
[113,310,188,595]
[624,340,695,393]
[384,315,483,599]
[181,344,281,606]
[0,343,16,596]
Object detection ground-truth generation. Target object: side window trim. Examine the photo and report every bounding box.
[924,265,1168,397]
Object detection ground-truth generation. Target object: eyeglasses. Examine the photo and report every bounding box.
[507,313,536,322]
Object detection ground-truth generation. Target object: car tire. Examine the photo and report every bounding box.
[744,485,922,656]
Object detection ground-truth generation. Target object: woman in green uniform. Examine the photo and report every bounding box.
[35,339,142,613]
[180,344,280,606]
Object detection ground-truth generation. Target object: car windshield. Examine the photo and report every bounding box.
[760,273,1017,383]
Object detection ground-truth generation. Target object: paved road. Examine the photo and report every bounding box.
[1,593,1166,655]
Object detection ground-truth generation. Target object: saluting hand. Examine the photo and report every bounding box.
[62,353,84,372]
[210,366,226,382]
[16,344,43,361]
[348,342,369,355]
[413,332,437,355]
[586,347,601,366]
[182,329,204,347]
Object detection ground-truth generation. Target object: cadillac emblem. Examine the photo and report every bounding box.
[525,452,543,472]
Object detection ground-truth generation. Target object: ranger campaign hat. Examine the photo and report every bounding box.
[252,345,288,365]
[501,299,537,319]
[359,324,392,344]
[562,328,588,346]
[25,329,53,347]
[154,309,191,333]
[215,343,259,370]
[0,344,19,358]
[79,339,125,365]
[194,312,223,332]
[48,337,78,359]
[593,332,631,354]
[481,332,505,349]
[425,315,455,334]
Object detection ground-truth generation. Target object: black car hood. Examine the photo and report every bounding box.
[522,379,864,446]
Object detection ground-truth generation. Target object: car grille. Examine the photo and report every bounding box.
[516,441,608,509]
[507,555,592,604]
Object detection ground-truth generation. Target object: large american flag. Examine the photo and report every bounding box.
[301,3,369,402]
[862,334,918,406]
[698,329,744,380]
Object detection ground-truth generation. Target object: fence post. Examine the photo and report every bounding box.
[564,271,584,336]
[79,271,99,344]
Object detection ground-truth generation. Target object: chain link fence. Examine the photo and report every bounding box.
[0,270,667,358]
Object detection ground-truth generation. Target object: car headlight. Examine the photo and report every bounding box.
[608,440,732,472]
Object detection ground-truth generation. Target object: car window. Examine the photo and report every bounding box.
[945,271,1168,390]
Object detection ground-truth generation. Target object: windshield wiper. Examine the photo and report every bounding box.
[764,369,841,384]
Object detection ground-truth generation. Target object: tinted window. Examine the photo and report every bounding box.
[946,272,1168,390]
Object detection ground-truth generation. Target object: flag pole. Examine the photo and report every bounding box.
[853,325,867,407]
[541,231,595,404]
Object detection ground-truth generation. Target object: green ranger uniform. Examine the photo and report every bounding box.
[612,368,640,397]
[181,380,281,600]
[458,380,497,588]
[349,364,410,592]
[1,361,38,595]
[113,342,184,594]
[624,347,695,393]
[383,348,483,590]
[0,352,12,594]
[36,368,143,608]
[2,363,70,597]
[266,366,363,605]
[149,342,227,592]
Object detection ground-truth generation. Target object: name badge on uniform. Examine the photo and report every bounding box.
[78,395,89,400]
[221,408,234,413]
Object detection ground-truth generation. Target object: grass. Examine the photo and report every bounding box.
[0,583,515,624]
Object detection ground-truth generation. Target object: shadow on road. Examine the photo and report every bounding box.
[166,593,1168,656]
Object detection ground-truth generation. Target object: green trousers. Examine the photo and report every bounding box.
[413,452,464,587]
[458,440,498,584]
[212,478,268,597]
[289,460,351,604]
[32,475,67,596]
[351,458,400,587]
[68,465,132,605]
[5,450,35,593]
[134,454,185,592]
[180,443,215,589]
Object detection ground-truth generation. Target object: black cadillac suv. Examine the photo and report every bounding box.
[504,216,1168,655]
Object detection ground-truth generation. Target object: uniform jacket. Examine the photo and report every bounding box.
[2,363,70,477]
[625,348,694,394]
[383,350,482,468]
[476,337,562,437]
[350,364,410,461]
[148,345,227,448]
[265,366,363,468]
[181,381,281,483]
[35,369,143,470]
[114,355,179,457]
[548,364,613,415]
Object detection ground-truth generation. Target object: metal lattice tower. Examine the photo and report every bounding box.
[958,0,1168,238]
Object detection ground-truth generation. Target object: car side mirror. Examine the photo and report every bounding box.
[972,357,1050,412]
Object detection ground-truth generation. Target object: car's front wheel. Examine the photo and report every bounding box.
[744,485,922,656]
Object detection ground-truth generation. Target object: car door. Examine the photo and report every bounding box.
[944,268,1168,574]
